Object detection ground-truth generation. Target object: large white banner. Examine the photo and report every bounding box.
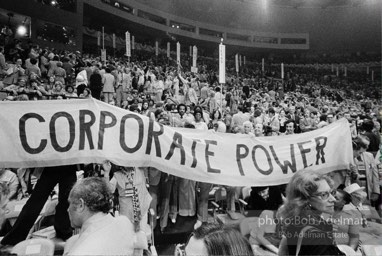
[0,100,353,186]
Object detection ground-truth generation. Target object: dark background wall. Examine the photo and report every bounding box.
[132,0,381,53]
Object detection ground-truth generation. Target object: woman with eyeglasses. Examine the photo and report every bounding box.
[278,169,345,256]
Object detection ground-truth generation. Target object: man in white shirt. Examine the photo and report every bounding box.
[64,177,135,256]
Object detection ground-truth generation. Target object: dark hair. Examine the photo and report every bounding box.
[211,109,222,120]
[352,136,370,150]
[184,123,195,129]
[337,189,351,205]
[285,119,295,127]
[191,223,254,256]
[177,103,186,112]
[69,177,113,213]
[30,58,37,65]
[319,114,327,122]
[361,119,374,132]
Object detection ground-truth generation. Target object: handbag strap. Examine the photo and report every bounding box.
[296,226,314,256]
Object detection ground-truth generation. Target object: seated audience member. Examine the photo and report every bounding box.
[64,177,135,256]
[0,168,19,200]
[249,210,283,255]
[246,186,283,212]
[333,189,361,251]
[184,223,254,256]
[342,184,368,227]
[65,85,77,98]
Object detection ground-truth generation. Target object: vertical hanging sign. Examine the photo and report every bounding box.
[155,41,159,56]
[97,31,101,47]
[167,42,170,58]
[176,42,180,67]
[281,63,284,79]
[131,35,135,50]
[262,58,265,72]
[101,49,106,61]
[235,54,239,73]
[192,46,197,68]
[125,31,131,57]
[219,43,226,84]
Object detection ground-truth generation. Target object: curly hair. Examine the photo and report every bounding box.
[278,169,334,226]
[69,177,113,213]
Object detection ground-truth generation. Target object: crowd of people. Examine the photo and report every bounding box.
[0,37,381,256]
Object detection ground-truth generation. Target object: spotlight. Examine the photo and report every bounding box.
[16,25,27,36]
[51,0,57,6]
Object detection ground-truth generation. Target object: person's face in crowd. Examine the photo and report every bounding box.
[18,80,26,87]
[250,106,255,113]
[67,196,83,228]
[280,110,285,117]
[289,107,295,115]
[186,106,191,114]
[49,76,55,83]
[185,236,208,256]
[350,191,367,207]
[327,115,334,124]
[304,109,310,118]
[67,86,74,93]
[258,187,270,200]
[195,112,202,122]
[142,102,148,110]
[286,122,294,134]
[327,170,347,189]
[254,124,263,136]
[344,113,351,120]
[308,180,336,214]
[55,82,62,91]
[16,59,22,66]
[213,110,220,120]
[83,89,90,98]
[179,106,185,116]
[243,123,252,134]
[353,141,369,158]
[334,191,346,212]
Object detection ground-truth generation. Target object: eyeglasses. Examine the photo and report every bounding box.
[312,189,336,200]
